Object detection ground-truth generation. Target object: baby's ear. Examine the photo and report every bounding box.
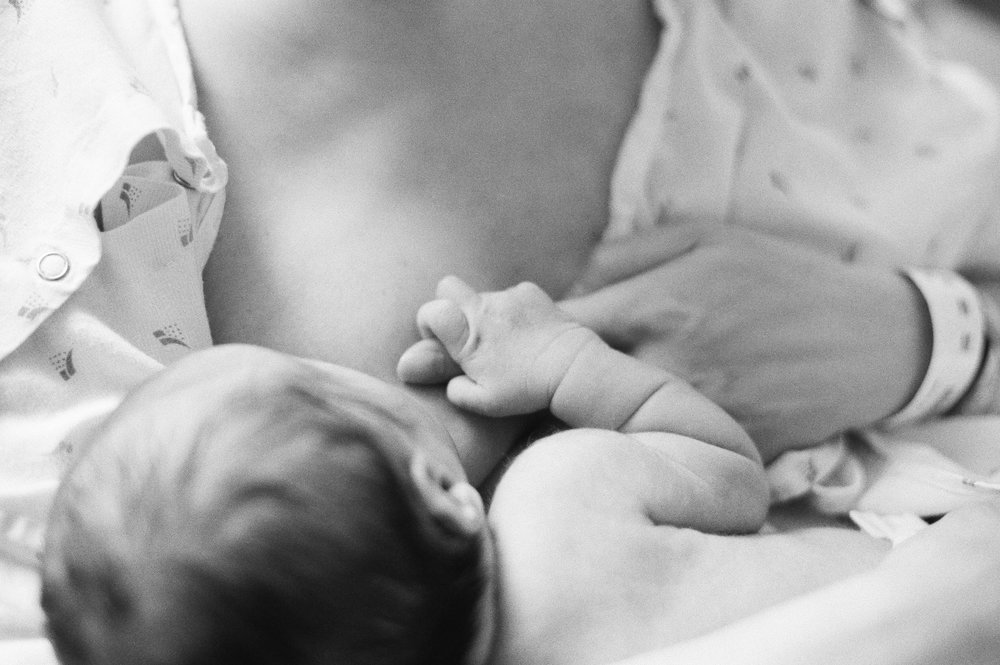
[409,453,484,541]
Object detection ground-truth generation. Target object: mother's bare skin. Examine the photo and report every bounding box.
[182,0,658,480]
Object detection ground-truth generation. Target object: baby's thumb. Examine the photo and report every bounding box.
[573,219,705,293]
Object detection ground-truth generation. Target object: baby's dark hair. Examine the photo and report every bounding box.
[41,367,486,665]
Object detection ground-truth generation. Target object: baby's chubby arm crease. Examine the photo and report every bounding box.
[495,428,767,534]
[548,335,769,531]
[550,338,761,468]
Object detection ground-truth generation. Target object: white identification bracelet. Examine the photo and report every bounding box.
[951,294,1000,415]
[881,268,986,429]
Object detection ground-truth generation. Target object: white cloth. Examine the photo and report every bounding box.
[768,425,1000,516]
[609,0,1000,518]
[0,0,227,659]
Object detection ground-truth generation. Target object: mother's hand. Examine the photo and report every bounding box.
[560,223,929,459]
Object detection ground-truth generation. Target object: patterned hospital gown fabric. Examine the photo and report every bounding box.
[608,0,1000,520]
[0,1,226,661]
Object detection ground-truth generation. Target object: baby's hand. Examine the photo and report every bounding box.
[398,276,600,417]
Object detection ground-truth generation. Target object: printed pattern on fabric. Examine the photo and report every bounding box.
[0,0,226,361]
[0,0,228,655]
[607,0,1000,520]
[0,166,223,648]
[609,0,1000,270]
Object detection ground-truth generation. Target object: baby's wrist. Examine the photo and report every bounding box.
[543,329,605,401]
[549,338,664,430]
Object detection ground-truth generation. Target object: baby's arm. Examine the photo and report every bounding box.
[399,277,767,530]
[398,276,758,461]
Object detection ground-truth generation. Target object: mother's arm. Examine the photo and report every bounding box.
[563,223,1000,461]
[178,0,658,481]
[561,4,1000,459]
[611,502,1000,665]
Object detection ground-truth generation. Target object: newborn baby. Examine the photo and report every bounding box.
[40,277,777,665]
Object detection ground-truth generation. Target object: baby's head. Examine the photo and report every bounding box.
[41,345,495,665]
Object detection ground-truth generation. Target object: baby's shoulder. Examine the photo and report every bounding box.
[494,428,630,487]
[488,428,660,524]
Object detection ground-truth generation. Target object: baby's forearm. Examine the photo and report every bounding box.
[550,340,759,464]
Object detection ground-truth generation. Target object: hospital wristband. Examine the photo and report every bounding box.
[880,268,985,429]
[949,292,1000,416]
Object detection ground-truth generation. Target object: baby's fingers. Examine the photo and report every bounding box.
[397,339,462,384]
[416,299,473,358]
[446,375,497,416]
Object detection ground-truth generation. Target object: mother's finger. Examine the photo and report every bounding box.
[558,280,645,349]
[397,338,463,384]
[572,219,707,295]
